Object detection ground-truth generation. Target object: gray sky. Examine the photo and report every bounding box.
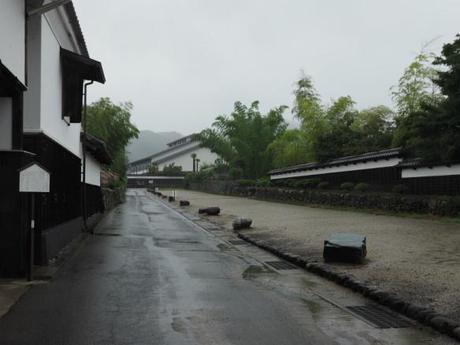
[74,0,460,135]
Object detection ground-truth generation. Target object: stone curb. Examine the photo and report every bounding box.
[237,231,460,342]
[148,189,460,342]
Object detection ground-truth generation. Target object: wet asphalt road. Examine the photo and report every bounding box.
[0,190,453,344]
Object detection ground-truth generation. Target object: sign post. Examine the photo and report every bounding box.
[19,163,50,281]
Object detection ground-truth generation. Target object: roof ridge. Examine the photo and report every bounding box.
[269,147,402,175]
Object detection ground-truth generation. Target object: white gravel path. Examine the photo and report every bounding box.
[161,188,460,321]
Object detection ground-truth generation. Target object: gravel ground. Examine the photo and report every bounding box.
[161,188,460,321]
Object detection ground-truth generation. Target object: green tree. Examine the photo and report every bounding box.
[398,35,460,162]
[390,49,444,147]
[148,163,159,175]
[86,97,139,175]
[313,96,358,161]
[285,75,395,163]
[198,101,287,179]
[391,50,442,118]
[292,75,327,158]
[268,129,312,168]
[352,106,395,152]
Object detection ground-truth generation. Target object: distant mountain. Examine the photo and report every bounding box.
[127,130,182,162]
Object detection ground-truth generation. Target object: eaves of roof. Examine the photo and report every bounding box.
[63,2,89,57]
[167,133,197,147]
[129,139,200,166]
[398,158,460,169]
[82,132,112,165]
[152,144,201,165]
[269,148,402,175]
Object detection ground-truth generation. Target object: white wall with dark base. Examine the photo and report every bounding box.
[83,154,102,187]
[157,147,219,172]
[0,0,25,84]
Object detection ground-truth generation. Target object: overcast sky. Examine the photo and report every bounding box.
[74,0,460,135]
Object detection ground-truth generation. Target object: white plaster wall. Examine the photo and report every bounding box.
[39,17,81,157]
[0,0,25,84]
[151,142,201,163]
[0,98,13,150]
[83,154,101,186]
[270,158,402,180]
[157,147,219,172]
[402,164,460,178]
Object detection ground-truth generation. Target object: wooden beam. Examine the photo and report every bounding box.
[27,0,72,17]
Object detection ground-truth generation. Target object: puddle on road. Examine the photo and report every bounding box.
[301,276,319,289]
[242,265,272,279]
[217,243,232,252]
[171,317,187,334]
[302,298,323,315]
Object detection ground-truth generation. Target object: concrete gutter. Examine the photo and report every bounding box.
[237,231,460,342]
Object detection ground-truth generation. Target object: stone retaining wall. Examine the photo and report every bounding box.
[102,187,126,211]
[188,181,460,217]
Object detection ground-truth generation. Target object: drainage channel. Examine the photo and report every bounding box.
[264,260,298,270]
[145,191,459,343]
[93,232,122,237]
[346,305,413,329]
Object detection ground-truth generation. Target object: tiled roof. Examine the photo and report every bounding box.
[398,158,460,169]
[82,133,111,165]
[129,135,199,166]
[269,148,402,175]
[64,2,89,57]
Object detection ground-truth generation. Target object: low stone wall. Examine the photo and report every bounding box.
[102,187,126,211]
[188,181,460,217]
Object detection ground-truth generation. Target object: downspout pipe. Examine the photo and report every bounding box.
[82,80,94,232]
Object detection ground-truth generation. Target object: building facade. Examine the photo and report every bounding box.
[0,0,33,276]
[269,148,460,195]
[0,0,107,276]
[128,134,220,175]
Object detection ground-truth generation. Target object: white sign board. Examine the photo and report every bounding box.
[19,163,50,193]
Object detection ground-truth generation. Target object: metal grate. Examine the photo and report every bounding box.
[346,305,412,329]
[265,261,298,270]
[228,240,247,245]
[94,232,121,237]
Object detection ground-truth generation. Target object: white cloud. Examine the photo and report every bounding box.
[74,0,460,134]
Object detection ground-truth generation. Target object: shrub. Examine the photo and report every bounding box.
[302,178,322,189]
[290,178,322,189]
[238,179,256,187]
[318,181,330,189]
[229,167,243,180]
[255,177,271,187]
[274,179,291,188]
[392,184,409,194]
[340,182,355,191]
[109,177,126,190]
[162,163,183,176]
[354,182,370,192]
[287,180,301,188]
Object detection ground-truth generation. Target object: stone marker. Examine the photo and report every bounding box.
[198,207,221,216]
[232,218,252,230]
[180,200,190,206]
[323,233,367,263]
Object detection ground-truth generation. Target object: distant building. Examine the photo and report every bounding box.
[128,134,220,175]
[268,148,460,195]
